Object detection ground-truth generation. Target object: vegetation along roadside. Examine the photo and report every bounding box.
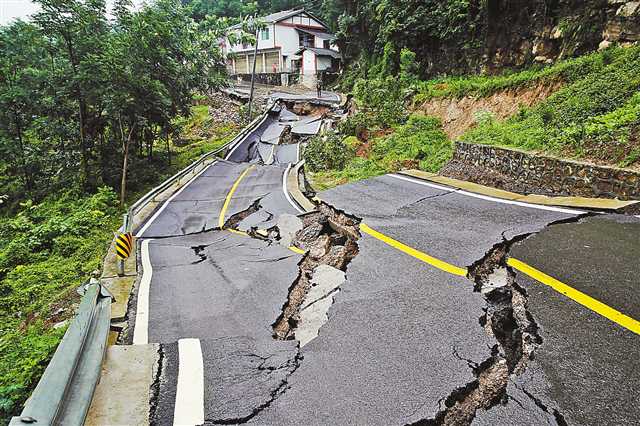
[305,44,640,190]
[0,0,243,421]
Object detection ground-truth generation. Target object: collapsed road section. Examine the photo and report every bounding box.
[88,90,639,426]
[95,93,357,425]
[243,174,596,425]
[271,203,361,344]
[225,101,337,165]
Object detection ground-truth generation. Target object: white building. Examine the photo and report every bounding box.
[225,9,341,85]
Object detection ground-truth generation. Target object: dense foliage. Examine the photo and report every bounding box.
[0,0,229,210]
[0,100,237,422]
[333,0,613,82]
[0,188,119,421]
[304,132,352,172]
[0,1,243,421]
[461,45,640,167]
[308,114,452,190]
[413,48,610,102]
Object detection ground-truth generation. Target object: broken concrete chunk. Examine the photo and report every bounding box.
[296,291,338,347]
[308,234,331,258]
[296,264,346,346]
[480,268,509,294]
[295,220,325,244]
[277,214,304,247]
[301,265,346,311]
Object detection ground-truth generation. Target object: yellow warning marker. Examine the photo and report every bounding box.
[508,258,640,336]
[115,232,134,260]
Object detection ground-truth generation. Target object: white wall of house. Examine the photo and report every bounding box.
[301,49,317,86]
[274,24,301,71]
[224,11,339,75]
[301,49,316,75]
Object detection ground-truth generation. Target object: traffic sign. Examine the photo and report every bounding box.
[115,232,134,260]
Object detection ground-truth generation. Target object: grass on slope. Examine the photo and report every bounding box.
[460,45,640,167]
[0,102,237,423]
[0,189,120,421]
[413,46,614,102]
[307,114,452,190]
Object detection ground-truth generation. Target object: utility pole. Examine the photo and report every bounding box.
[247,16,259,121]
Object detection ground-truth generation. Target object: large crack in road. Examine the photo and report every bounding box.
[410,213,595,425]
[218,173,596,425]
[272,203,361,341]
[158,196,363,424]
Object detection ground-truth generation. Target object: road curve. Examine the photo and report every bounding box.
[124,112,639,425]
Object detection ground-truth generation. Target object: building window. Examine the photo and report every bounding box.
[299,32,314,47]
[323,39,330,49]
[261,28,270,40]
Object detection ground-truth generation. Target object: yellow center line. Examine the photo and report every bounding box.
[359,223,468,277]
[227,229,248,236]
[217,169,304,256]
[508,258,640,336]
[288,245,306,255]
[361,222,639,336]
[219,165,255,229]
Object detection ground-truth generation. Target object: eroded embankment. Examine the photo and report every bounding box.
[417,81,562,140]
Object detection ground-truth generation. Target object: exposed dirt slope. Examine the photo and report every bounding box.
[417,81,562,140]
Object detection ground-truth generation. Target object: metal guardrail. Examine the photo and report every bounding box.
[9,104,276,425]
[123,103,275,233]
[9,280,113,426]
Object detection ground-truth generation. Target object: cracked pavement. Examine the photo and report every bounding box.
[128,145,639,424]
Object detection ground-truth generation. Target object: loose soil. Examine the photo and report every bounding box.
[417,81,562,140]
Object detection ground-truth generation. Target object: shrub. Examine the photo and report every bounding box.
[352,76,407,129]
[399,48,419,88]
[304,132,353,172]
[310,114,453,189]
[0,188,120,422]
[460,44,640,166]
[372,114,453,172]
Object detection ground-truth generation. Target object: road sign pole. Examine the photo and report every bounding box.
[117,259,125,277]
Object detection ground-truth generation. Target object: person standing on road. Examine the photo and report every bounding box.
[316,73,323,98]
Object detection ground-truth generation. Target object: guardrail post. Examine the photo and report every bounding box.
[117,213,128,277]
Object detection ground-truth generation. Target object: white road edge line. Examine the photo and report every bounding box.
[225,114,269,160]
[296,142,301,163]
[135,161,216,238]
[133,239,152,345]
[173,338,205,426]
[388,174,586,215]
[283,163,305,214]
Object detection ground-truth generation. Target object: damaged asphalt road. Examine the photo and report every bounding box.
[494,214,640,426]
[137,160,299,238]
[244,174,586,425]
[128,129,639,424]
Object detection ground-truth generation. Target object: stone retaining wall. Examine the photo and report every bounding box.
[443,142,640,200]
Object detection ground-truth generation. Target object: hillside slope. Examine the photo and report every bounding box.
[307,44,640,190]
